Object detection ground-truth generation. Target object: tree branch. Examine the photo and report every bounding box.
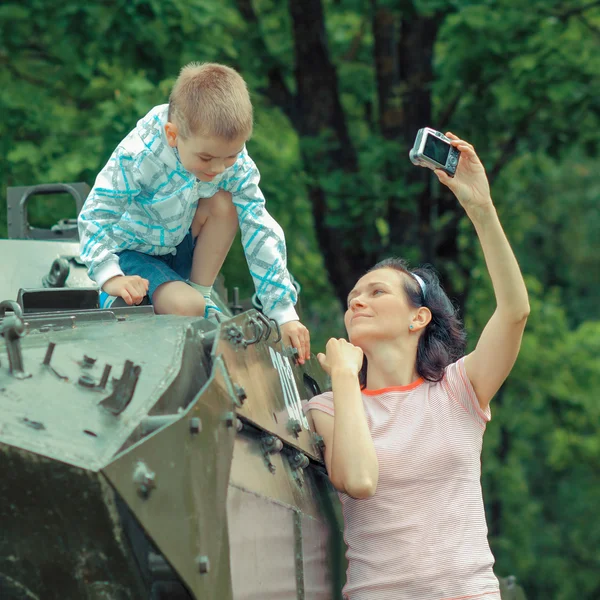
[578,13,600,36]
[342,14,370,62]
[437,92,462,131]
[1,59,54,89]
[488,107,539,185]
[556,0,600,20]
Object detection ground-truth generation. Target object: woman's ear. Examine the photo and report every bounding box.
[411,306,432,331]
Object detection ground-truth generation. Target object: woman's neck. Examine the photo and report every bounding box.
[363,341,420,390]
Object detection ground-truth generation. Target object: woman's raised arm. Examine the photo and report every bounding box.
[435,134,530,409]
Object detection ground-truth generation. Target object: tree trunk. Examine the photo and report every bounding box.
[288,0,468,307]
[396,14,439,266]
[374,6,466,305]
[289,0,377,301]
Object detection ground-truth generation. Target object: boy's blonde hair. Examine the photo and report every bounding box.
[168,62,253,140]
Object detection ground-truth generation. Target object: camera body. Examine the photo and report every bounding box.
[409,128,461,177]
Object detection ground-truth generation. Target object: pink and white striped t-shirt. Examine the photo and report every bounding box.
[304,357,500,600]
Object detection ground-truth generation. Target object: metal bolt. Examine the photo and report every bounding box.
[224,411,235,428]
[196,555,210,574]
[287,418,302,437]
[262,435,283,454]
[287,347,300,364]
[42,342,56,366]
[225,324,247,348]
[189,417,202,434]
[98,364,112,389]
[78,374,96,388]
[234,383,247,405]
[148,552,172,578]
[133,462,156,498]
[290,452,310,470]
[312,433,325,450]
[82,355,96,367]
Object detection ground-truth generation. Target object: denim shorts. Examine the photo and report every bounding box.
[117,231,196,302]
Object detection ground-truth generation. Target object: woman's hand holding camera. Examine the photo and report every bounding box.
[434,133,493,215]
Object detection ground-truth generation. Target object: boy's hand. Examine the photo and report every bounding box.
[280,320,311,364]
[103,275,149,306]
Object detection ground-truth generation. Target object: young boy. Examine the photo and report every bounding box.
[78,62,310,362]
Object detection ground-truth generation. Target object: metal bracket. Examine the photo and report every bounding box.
[42,258,70,288]
[270,318,282,343]
[42,342,68,380]
[7,182,89,240]
[258,433,283,474]
[0,301,30,379]
[244,316,264,345]
[100,360,141,415]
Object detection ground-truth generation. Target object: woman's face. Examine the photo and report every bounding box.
[344,268,413,346]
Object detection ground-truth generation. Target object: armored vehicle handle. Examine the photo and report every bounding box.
[0,300,23,319]
[7,182,90,240]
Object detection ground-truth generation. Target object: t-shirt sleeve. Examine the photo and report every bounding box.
[442,356,491,426]
[303,391,335,417]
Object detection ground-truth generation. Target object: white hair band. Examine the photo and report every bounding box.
[412,273,426,297]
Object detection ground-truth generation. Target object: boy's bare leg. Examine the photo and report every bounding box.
[189,190,238,286]
[152,281,206,316]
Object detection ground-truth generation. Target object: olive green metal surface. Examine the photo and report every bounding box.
[103,357,237,600]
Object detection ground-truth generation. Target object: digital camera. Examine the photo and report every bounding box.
[409,128,461,177]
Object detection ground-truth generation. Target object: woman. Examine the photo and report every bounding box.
[304,134,529,600]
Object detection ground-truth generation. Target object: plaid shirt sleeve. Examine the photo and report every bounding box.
[78,145,142,287]
[222,149,299,325]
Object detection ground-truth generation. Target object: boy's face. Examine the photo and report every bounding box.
[165,122,246,182]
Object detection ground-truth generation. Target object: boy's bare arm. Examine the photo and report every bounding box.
[280,321,311,364]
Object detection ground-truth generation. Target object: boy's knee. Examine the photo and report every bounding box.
[153,282,205,317]
[170,296,205,317]
[209,190,236,220]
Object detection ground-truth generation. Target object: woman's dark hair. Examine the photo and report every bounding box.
[358,257,467,387]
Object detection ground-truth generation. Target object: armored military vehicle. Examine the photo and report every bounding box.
[0,183,345,599]
[0,184,527,600]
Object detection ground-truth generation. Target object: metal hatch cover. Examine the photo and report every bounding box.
[102,356,237,600]
[211,310,329,461]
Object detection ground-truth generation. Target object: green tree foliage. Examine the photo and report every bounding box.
[2,1,600,597]
[0,0,345,346]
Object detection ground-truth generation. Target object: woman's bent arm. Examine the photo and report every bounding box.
[312,339,379,499]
